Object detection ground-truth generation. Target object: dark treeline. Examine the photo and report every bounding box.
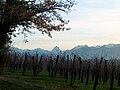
[5,52,120,90]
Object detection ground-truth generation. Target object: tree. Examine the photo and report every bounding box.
[0,0,74,73]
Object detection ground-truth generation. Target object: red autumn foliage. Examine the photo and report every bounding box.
[0,0,74,37]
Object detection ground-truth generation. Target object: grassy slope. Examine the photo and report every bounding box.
[0,71,120,90]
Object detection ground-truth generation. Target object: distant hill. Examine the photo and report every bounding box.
[10,44,120,59]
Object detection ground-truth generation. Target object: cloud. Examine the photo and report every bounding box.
[77,0,120,9]
[13,0,120,50]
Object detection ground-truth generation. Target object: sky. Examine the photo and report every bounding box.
[12,0,120,50]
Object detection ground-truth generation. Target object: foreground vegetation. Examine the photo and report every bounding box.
[0,70,119,90]
[1,53,120,90]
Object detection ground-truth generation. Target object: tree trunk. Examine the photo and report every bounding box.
[93,57,103,90]
[0,18,12,75]
[69,55,76,86]
[66,55,69,82]
[0,32,10,75]
[86,61,90,85]
[110,65,115,90]
[22,53,27,76]
[54,55,59,79]
[78,57,82,80]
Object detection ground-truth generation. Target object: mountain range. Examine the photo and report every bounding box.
[10,44,120,59]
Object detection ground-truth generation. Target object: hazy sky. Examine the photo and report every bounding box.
[12,0,120,50]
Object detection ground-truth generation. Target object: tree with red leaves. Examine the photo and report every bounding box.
[0,0,74,74]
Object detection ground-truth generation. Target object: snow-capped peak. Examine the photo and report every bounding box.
[73,45,88,50]
[51,46,61,52]
[10,44,120,59]
[103,44,120,48]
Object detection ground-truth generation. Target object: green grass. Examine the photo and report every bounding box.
[0,70,120,90]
